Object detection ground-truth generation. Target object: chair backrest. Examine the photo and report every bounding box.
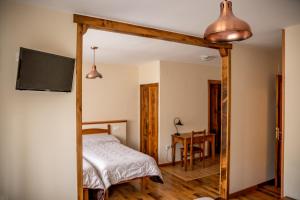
[191,129,206,147]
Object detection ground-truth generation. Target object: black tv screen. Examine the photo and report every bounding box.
[16,47,75,92]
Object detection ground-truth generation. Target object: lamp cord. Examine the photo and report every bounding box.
[93,48,95,66]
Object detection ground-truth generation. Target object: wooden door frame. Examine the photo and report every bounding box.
[74,14,232,200]
[208,80,222,155]
[280,29,285,199]
[140,83,159,162]
[208,80,222,133]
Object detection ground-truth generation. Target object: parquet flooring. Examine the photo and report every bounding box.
[108,169,280,200]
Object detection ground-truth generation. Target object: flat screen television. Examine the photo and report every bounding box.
[16,47,75,92]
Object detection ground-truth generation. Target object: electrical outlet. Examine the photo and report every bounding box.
[165,144,171,151]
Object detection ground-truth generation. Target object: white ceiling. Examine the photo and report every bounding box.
[17,0,300,65]
[83,29,220,66]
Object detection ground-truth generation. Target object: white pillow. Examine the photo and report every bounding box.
[83,134,120,144]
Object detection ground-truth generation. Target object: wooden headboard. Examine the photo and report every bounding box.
[82,124,111,135]
[81,120,127,143]
[82,120,127,125]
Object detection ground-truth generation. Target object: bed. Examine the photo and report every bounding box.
[83,158,105,200]
[83,158,104,189]
[82,124,163,200]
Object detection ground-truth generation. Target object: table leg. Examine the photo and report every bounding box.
[190,142,193,169]
[172,140,176,166]
[184,139,187,171]
[211,136,215,160]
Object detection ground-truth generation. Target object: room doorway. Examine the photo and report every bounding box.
[208,80,222,154]
[140,83,159,162]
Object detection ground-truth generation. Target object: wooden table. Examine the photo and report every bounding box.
[172,132,215,171]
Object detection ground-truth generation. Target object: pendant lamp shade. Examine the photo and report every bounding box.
[204,0,252,43]
[86,46,103,79]
[86,65,103,79]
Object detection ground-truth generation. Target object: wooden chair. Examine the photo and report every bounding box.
[180,130,206,170]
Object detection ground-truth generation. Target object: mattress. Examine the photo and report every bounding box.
[83,134,163,189]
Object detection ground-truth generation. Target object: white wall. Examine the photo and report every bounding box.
[159,61,221,164]
[83,64,139,149]
[0,1,77,200]
[0,1,281,198]
[284,24,300,200]
[230,44,278,193]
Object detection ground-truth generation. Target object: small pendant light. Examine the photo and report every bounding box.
[86,46,103,79]
[204,0,252,43]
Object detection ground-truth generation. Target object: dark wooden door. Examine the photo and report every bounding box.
[275,75,283,189]
[208,80,222,154]
[140,83,158,162]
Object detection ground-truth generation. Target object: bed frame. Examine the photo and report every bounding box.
[82,122,147,200]
[83,177,147,200]
[82,124,111,135]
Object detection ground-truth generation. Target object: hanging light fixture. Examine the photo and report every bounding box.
[86,46,103,79]
[204,0,252,43]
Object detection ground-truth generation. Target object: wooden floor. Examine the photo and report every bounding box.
[231,185,281,200]
[108,169,281,200]
[160,157,219,182]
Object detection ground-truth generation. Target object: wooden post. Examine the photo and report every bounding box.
[73,14,232,200]
[105,190,109,200]
[83,189,89,200]
[76,23,84,200]
[219,48,231,199]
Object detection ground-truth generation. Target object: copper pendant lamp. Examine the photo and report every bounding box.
[86,46,103,79]
[204,0,252,43]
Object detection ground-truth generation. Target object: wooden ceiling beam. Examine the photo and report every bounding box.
[73,14,232,50]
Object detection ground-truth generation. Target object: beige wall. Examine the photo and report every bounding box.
[0,1,77,200]
[230,45,278,193]
[83,64,139,149]
[284,24,300,199]
[138,61,160,84]
[159,61,221,164]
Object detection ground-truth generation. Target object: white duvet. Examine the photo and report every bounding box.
[83,134,163,189]
[83,158,104,189]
